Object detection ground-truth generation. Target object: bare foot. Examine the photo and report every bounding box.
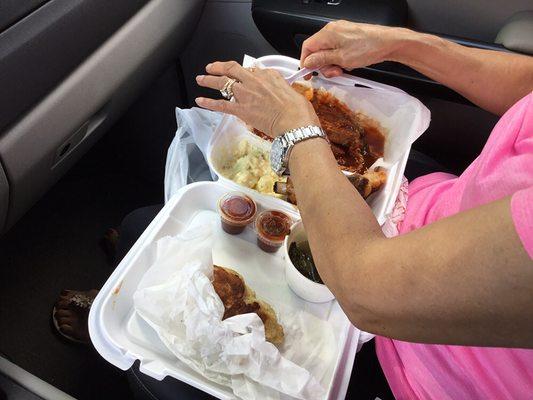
[52,289,99,344]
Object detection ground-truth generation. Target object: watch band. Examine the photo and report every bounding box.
[284,125,326,147]
[270,125,327,176]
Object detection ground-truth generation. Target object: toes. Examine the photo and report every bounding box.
[57,316,74,326]
[59,324,75,336]
[58,322,90,343]
[55,309,74,318]
[55,299,71,309]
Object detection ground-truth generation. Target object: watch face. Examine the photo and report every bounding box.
[270,137,285,174]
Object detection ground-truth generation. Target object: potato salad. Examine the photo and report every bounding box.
[219,139,286,198]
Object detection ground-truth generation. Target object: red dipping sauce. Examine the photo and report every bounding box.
[218,192,257,234]
[255,210,292,253]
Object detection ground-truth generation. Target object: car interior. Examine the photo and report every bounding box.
[0,0,532,399]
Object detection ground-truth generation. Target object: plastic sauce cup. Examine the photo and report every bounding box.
[217,192,257,234]
[255,210,292,252]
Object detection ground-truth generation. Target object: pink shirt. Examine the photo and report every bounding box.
[376,92,533,399]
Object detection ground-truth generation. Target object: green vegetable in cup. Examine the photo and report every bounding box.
[288,241,323,284]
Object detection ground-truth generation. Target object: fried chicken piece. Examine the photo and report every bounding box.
[347,168,388,198]
[212,265,284,345]
[366,168,388,193]
[275,169,387,204]
[345,143,366,174]
[330,143,347,158]
[325,126,361,147]
[274,178,298,205]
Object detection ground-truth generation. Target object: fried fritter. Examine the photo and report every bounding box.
[212,265,284,345]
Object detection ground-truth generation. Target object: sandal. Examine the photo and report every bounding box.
[52,289,99,344]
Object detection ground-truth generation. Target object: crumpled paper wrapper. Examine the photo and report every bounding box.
[133,224,336,400]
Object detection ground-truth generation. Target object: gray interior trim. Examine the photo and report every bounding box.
[0,356,76,400]
[0,162,8,232]
[406,0,533,42]
[496,10,533,55]
[0,0,50,33]
[0,0,203,231]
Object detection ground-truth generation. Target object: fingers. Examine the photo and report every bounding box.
[302,66,342,80]
[300,24,344,69]
[56,299,70,308]
[59,324,75,336]
[231,81,246,98]
[300,28,333,68]
[195,97,239,116]
[206,61,252,82]
[320,65,343,78]
[196,74,229,90]
[196,74,246,104]
[304,49,343,69]
[55,309,73,318]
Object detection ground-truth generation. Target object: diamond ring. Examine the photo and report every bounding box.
[220,78,237,100]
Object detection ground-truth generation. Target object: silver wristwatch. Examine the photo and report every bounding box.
[270,125,327,176]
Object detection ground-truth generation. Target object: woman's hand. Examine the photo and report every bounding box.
[300,20,408,78]
[303,20,533,114]
[195,61,319,138]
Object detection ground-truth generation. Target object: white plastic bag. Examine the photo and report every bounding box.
[164,107,222,202]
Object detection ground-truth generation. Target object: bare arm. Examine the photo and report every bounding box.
[290,138,533,348]
[392,31,533,115]
[301,21,533,115]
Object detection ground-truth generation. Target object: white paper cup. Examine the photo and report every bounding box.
[283,221,335,303]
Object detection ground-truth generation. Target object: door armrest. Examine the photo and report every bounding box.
[495,10,533,55]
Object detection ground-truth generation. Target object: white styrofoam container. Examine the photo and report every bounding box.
[89,181,360,400]
[207,55,429,225]
[207,114,408,227]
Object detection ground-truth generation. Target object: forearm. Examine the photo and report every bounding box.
[289,138,385,311]
[391,29,533,115]
[289,138,533,346]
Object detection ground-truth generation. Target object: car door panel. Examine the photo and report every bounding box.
[0,0,204,232]
[407,0,533,43]
[0,0,149,135]
[252,0,407,56]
